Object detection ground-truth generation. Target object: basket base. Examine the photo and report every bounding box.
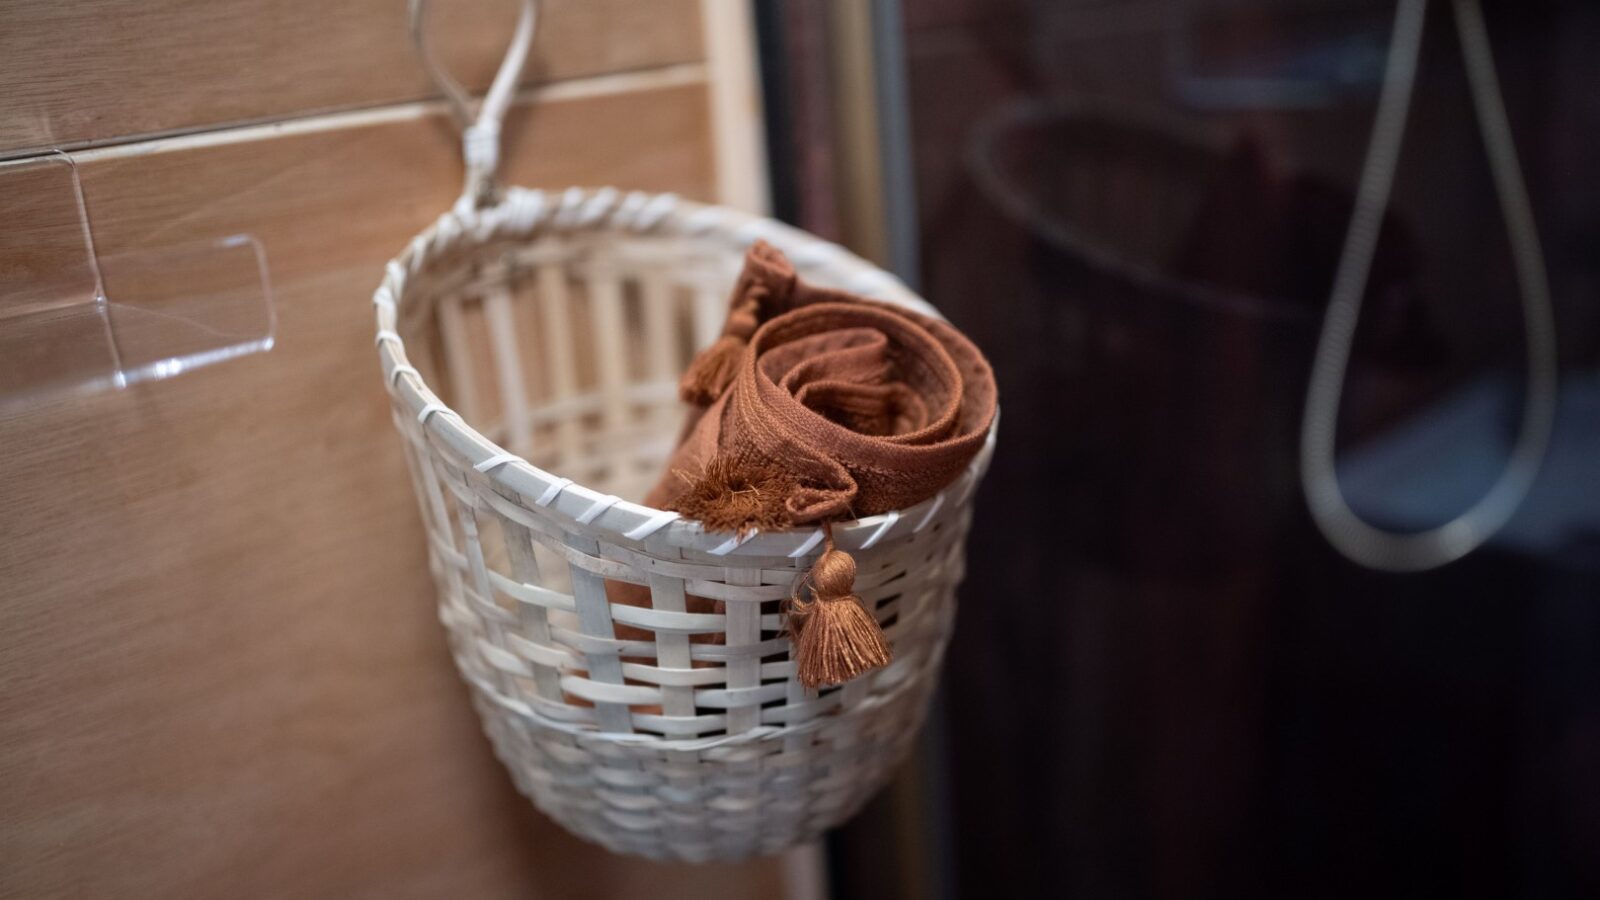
[467,665,941,862]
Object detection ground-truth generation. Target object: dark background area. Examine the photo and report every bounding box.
[763,1,1599,898]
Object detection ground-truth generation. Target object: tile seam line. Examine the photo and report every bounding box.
[0,61,710,164]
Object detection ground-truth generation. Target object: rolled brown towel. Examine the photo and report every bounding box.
[615,241,997,688]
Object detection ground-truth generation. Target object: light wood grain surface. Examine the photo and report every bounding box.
[72,80,717,279]
[0,0,703,154]
[0,9,786,893]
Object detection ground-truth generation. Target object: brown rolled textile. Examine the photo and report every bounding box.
[659,241,995,524]
[612,241,996,688]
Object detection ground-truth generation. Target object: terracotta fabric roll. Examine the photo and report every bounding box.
[654,241,996,529]
[610,241,996,688]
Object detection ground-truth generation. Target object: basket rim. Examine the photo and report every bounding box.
[373,186,998,557]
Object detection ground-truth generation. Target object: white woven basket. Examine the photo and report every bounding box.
[372,187,994,861]
[375,0,994,862]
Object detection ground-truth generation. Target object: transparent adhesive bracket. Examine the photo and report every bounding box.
[0,152,275,412]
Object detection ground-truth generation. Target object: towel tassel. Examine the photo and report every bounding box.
[790,527,891,689]
[680,274,766,405]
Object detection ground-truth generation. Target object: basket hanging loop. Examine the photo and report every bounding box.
[408,0,539,212]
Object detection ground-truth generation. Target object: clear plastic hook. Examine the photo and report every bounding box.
[0,152,275,412]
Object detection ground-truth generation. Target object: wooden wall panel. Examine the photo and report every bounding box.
[0,80,782,899]
[72,79,716,280]
[0,0,704,154]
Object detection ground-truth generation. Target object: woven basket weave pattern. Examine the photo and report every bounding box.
[374,188,993,861]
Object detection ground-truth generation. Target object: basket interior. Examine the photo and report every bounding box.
[399,233,742,503]
[398,232,750,599]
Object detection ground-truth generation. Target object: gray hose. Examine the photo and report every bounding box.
[1300,0,1558,572]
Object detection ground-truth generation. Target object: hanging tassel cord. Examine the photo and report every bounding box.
[679,271,769,405]
[788,525,892,689]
